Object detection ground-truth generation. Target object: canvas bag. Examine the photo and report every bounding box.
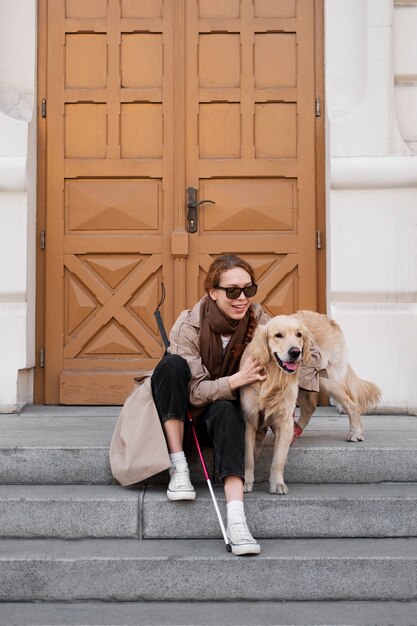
[109,375,171,486]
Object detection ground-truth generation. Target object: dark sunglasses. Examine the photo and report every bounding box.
[215,284,258,300]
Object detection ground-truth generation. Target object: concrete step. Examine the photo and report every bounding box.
[0,406,209,485]
[1,483,416,539]
[1,408,416,485]
[0,485,142,538]
[1,537,416,602]
[144,482,417,539]
[1,601,417,626]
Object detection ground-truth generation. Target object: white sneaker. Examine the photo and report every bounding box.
[227,519,261,556]
[167,464,196,501]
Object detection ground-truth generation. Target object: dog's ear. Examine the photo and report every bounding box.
[249,324,270,365]
[301,323,312,364]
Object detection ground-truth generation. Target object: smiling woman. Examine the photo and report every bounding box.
[151,255,270,555]
[110,253,323,555]
[111,254,270,555]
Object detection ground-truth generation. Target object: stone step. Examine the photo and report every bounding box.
[1,601,417,626]
[0,485,142,539]
[144,482,417,539]
[1,483,416,539]
[1,538,416,602]
[1,409,416,485]
[0,407,209,485]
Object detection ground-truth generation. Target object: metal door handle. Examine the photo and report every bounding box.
[186,187,215,233]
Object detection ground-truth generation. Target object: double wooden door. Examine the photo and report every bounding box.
[39,0,323,404]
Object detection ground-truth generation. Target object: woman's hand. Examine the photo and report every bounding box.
[228,356,266,391]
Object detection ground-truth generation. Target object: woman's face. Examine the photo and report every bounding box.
[209,267,254,321]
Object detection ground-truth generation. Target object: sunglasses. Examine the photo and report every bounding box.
[215,284,258,300]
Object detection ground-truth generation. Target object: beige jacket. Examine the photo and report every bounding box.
[168,299,270,407]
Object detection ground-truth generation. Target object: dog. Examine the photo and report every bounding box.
[293,310,381,442]
[240,311,381,496]
[240,315,312,495]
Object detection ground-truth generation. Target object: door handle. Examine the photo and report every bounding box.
[186,187,215,233]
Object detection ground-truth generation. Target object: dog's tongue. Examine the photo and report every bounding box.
[284,361,298,371]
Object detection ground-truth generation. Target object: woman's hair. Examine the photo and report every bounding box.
[204,254,256,293]
[204,254,258,356]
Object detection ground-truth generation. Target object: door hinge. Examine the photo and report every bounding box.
[39,349,45,369]
[40,230,46,250]
[317,229,322,249]
[41,98,46,118]
[315,97,321,117]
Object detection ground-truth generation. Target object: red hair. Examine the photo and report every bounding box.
[204,254,256,293]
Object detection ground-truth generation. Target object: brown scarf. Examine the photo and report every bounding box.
[199,296,250,380]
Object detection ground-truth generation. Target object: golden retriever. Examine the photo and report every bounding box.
[240,315,312,495]
[240,311,381,496]
[293,310,381,442]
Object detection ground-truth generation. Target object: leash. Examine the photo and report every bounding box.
[154,285,231,552]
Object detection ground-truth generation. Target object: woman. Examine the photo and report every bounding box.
[109,254,321,556]
[150,254,269,556]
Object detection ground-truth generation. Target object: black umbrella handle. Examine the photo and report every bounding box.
[154,283,170,350]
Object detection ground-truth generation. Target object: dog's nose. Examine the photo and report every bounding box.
[288,347,301,361]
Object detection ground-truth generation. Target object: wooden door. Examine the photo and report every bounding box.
[40,0,322,404]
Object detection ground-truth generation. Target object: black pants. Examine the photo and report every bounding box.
[151,354,245,482]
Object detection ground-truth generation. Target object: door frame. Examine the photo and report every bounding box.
[34,0,326,404]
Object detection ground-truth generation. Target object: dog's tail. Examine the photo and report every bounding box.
[347,365,381,413]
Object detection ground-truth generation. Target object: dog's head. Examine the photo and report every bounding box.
[250,315,312,374]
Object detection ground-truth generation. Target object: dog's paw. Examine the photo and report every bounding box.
[243,481,253,493]
[269,482,289,495]
[347,431,364,442]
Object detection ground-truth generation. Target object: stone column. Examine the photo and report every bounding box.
[0,0,36,412]
[325,0,417,413]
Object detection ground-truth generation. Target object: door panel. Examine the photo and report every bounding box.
[185,0,316,317]
[42,0,321,404]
